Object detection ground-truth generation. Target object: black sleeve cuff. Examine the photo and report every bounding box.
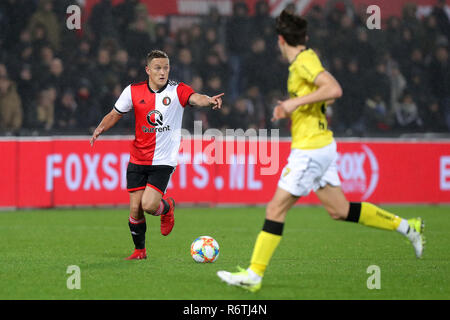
[114,106,127,114]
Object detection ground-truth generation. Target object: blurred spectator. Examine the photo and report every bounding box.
[200,51,229,85]
[421,99,447,132]
[394,91,423,132]
[389,64,407,113]
[226,1,252,100]
[364,93,390,133]
[431,0,450,40]
[75,79,101,131]
[251,1,275,43]
[402,48,426,82]
[284,3,297,14]
[134,2,156,42]
[16,65,38,128]
[391,27,419,64]
[306,5,329,50]
[208,100,233,131]
[33,45,55,84]
[172,48,195,84]
[336,60,366,136]
[125,16,154,63]
[329,14,357,59]
[429,45,450,130]
[202,6,227,45]
[246,86,268,129]
[409,70,433,114]
[205,27,220,48]
[0,0,36,49]
[162,39,176,62]
[354,28,376,71]
[386,16,403,53]
[324,0,356,19]
[114,0,140,39]
[0,64,8,78]
[153,23,170,50]
[243,37,272,93]
[0,76,23,134]
[190,75,204,94]
[204,75,224,98]
[112,49,131,85]
[27,0,60,51]
[182,75,203,132]
[269,53,289,95]
[89,0,117,42]
[203,75,226,129]
[9,30,34,74]
[365,61,392,108]
[402,3,422,35]
[228,97,256,130]
[34,86,56,131]
[175,29,191,51]
[91,48,117,97]
[330,56,346,83]
[422,15,442,54]
[211,42,228,67]
[100,82,134,130]
[55,90,78,130]
[46,58,73,96]
[188,24,205,63]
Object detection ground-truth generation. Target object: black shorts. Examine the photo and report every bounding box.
[126,163,175,195]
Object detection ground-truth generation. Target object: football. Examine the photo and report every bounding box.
[190,236,220,263]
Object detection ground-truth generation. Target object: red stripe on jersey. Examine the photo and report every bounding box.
[177,82,195,107]
[130,82,156,165]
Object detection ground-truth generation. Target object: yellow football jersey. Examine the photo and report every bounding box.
[287,48,333,150]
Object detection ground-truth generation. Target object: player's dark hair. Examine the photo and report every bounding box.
[146,50,169,64]
[275,9,308,46]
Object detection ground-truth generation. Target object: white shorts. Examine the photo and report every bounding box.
[278,140,341,197]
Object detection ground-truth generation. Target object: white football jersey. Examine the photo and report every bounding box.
[114,80,195,167]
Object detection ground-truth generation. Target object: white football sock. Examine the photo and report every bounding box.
[247,268,262,282]
[396,219,410,236]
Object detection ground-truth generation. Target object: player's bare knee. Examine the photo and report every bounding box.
[141,200,159,215]
[326,207,347,220]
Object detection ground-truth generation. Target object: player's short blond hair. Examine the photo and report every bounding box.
[146,50,169,64]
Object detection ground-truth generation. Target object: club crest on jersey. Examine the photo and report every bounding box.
[162,96,171,106]
[142,110,171,133]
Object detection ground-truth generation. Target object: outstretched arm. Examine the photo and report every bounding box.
[189,93,224,110]
[90,109,123,146]
[272,71,342,121]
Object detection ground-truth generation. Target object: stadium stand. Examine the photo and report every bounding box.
[0,0,449,137]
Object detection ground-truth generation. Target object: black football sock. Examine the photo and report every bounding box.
[161,199,170,215]
[128,216,146,249]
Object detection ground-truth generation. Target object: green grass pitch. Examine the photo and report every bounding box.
[0,206,449,300]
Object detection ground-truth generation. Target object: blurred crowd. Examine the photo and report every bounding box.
[0,0,449,137]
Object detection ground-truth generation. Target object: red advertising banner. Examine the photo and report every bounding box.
[0,137,449,209]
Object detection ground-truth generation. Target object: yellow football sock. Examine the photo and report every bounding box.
[249,230,282,277]
[359,202,402,231]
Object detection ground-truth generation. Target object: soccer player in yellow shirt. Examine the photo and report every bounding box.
[217,10,425,292]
